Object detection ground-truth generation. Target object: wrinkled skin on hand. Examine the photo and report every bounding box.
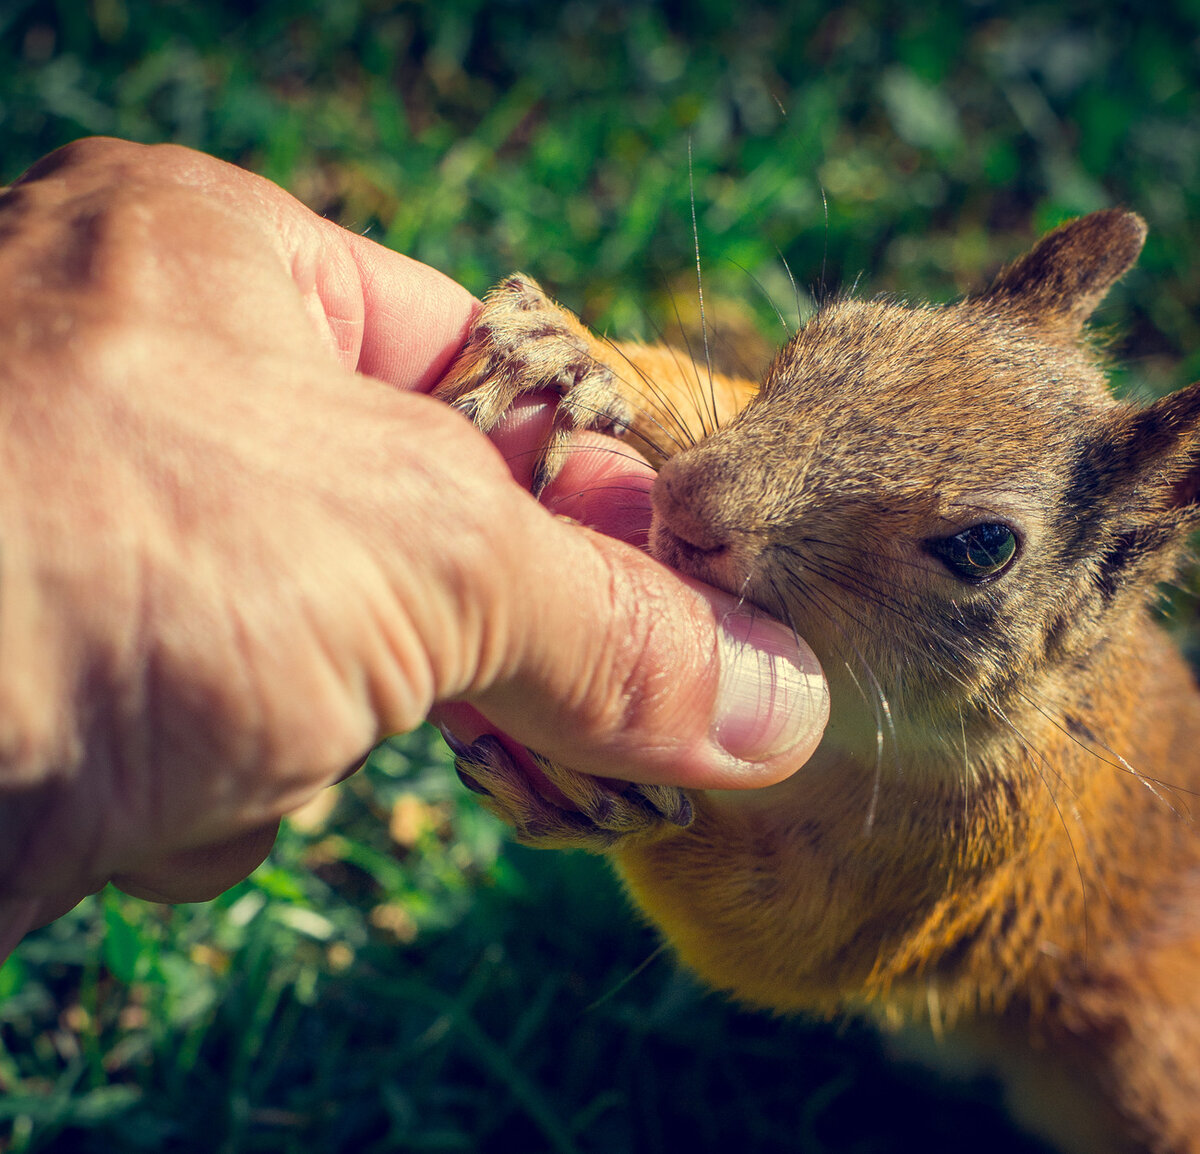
[0,139,826,951]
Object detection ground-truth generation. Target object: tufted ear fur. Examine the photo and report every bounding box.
[1120,379,1200,523]
[1061,380,1200,609]
[979,209,1147,340]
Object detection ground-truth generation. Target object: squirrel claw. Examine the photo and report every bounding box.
[434,273,634,493]
[445,733,690,852]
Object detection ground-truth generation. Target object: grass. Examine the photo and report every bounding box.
[3,1,1200,1150]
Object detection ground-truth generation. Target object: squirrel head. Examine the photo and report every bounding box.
[651,210,1200,758]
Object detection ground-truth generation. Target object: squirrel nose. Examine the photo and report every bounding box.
[651,453,734,553]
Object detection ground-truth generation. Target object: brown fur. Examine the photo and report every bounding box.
[436,211,1200,1153]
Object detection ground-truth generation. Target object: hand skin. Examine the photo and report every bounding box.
[0,138,828,954]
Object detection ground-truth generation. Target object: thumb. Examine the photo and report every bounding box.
[448,506,828,792]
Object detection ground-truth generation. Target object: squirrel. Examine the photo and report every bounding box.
[434,210,1200,1154]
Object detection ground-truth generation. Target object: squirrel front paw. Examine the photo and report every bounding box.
[444,732,692,852]
[434,273,634,494]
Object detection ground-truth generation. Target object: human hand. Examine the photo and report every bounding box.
[0,138,827,953]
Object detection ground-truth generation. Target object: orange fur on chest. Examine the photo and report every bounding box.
[616,628,1200,1017]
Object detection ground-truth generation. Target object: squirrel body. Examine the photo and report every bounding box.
[437,211,1200,1153]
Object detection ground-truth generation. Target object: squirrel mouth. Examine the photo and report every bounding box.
[650,520,731,577]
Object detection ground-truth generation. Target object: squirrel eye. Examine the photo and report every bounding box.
[927,523,1019,583]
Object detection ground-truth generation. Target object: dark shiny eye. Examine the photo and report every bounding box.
[926,523,1019,583]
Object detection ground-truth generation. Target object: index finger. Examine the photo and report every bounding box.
[481,396,658,549]
[336,230,479,393]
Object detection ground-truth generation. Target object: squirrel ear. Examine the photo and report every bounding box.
[1123,380,1200,516]
[1068,382,1200,601]
[979,210,1146,338]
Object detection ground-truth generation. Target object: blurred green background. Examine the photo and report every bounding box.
[2,1,1198,1150]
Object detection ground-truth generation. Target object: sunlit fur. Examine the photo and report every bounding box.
[447,212,1200,1154]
